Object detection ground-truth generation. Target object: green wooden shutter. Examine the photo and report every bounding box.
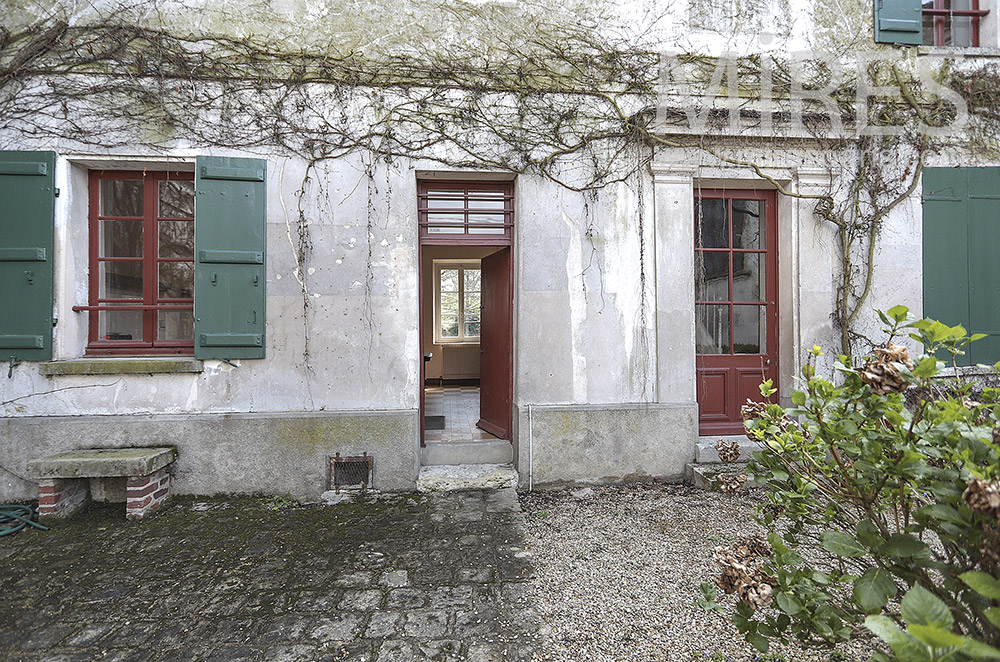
[194,156,266,360]
[874,0,922,45]
[923,167,969,364]
[0,151,56,362]
[923,167,1000,367]
[967,168,1000,365]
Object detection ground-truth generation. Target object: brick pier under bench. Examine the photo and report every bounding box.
[27,448,177,522]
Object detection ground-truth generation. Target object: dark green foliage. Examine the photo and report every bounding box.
[733,306,1000,660]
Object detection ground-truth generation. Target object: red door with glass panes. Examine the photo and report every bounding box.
[695,190,778,435]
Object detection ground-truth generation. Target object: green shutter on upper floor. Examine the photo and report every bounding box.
[966,168,1000,365]
[0,151,56,362]
[874,0,922,45]
[194,156,267,360]
[923,167,1000,367]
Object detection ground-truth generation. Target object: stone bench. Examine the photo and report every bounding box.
[26,448,177,521]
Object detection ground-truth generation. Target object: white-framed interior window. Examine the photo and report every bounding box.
[433,260,481,343]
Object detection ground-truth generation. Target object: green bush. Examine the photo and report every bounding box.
[717,306,1000,661]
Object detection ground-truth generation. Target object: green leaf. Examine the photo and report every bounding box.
[985,607,1000,629]
[880,533,930,559]
[900,584,953,629]
[887,305,910,322]
[960,571,1000,600]
[970,333,989,342]
[856,519,884,549]
[854,567,898,613]
[822,530,868,557]
[790,390,806,406]
[908,623,965,648]
[918,503,966,526]
[959,637,1000,660]
[776,591,802,616]
[746,631,769,653]
[913,356,940,378]
[865,615,931,661]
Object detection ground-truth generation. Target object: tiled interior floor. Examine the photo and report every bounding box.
[424,385,502,442]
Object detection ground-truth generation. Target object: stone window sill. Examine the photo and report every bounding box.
[40,358,203,376]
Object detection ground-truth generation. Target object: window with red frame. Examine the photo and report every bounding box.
[923,0,989,46]
[83,171,195,354]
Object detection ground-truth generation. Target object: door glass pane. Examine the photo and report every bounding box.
[159,221,194,258]
[158,180,195,218]
[158,310,194,341]
[440,316,459,338]
[99,179,143,217]
[732,200,763,249]
[734,305,765,354]
[100,220,143,258]
[733,254,765,302]
[440,292,459,317]
[440,269,459,292]
[98,307,142,341]
[158,262,194,299]
[99,261,143,299]
[695,252,730,301]
[464,292,481,316]
[696,198,728,248]
[696,305,730,354]
[464,269,481,291]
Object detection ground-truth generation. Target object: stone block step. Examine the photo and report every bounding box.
[696,435,758,464]
[685,462,754,491]
[417,463,518,492]
[421,439,513,466]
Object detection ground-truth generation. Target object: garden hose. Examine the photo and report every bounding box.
[0,505,49,536]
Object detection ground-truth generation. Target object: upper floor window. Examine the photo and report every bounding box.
[923,0,988,46]
[86,170,194,354]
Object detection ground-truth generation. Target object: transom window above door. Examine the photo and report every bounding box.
[433,261,481,343]
[83,170,195,354]
[418,181,513,242]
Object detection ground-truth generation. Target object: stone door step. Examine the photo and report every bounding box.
[696,435,758,463]
[685,462,754,491]
[417,463,518,492]
[421,439,513,466]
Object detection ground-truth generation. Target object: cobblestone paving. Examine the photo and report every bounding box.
[0,489,537,661]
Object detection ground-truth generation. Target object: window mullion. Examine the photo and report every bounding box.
[143,175,158,345]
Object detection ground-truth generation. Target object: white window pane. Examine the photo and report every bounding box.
[440,269,459,291]
[440,316,459,338]
[464,269,481,291]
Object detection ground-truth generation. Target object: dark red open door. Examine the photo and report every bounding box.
[478,247,512,439]
[695,190,778,435]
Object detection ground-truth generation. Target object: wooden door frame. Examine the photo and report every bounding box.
[417,179,514,447]
[694,188,779,435]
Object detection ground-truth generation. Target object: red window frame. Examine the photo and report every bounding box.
[923,0,988,47]
[77,170,195,355]
[417,180,513,245]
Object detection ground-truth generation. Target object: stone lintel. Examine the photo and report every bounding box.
[39,358,202,376]
[27,447,177,479]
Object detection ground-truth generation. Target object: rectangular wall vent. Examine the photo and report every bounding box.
[329,453,373,493]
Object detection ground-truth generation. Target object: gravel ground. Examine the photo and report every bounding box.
[518,481,874,662]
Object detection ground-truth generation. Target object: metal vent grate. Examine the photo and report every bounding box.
[329,453,373,493]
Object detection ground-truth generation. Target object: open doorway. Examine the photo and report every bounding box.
[417,180,513,457]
